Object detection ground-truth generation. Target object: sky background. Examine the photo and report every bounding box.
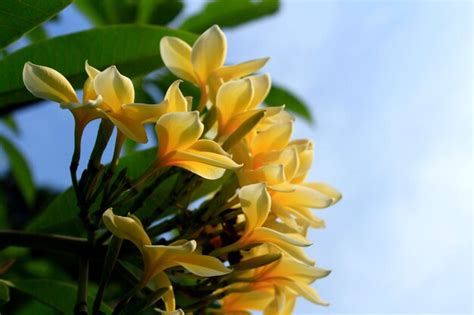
[0,0,472,314]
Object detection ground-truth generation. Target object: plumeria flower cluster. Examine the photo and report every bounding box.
[22,25,340,314]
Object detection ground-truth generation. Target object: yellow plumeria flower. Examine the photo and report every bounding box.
[160,25,268,108]
[89,65,170,143]
[23,61,102,132]
[221,254,330,314]
[235,183,314,265]
[155,111,241,179]
[214,74,271,141]
[102,209,231,312]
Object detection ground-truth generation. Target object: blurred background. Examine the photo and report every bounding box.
[0,0,472,314]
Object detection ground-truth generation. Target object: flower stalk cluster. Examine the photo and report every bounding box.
[22,25,341,314]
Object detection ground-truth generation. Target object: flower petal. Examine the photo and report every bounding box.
[102,208,151,249]
[278,279,329,306]
[160,36,196,83]
[94,65,134,109]
[103,111,148,143]
[303,182,342,204]
[151,272,175,312]
[216,78,254,135]
[212,57,270,81]
[191,25,227,84]
[272,184,333,209]
[164,80,189,112]
[172,253,231,277]
[166,140,241,179]
[122,100,169,124]
[251,122,293,155]
[23,62,79,104]
[239,183,271,236]
[155,111,203,156]
[247,73,271,110]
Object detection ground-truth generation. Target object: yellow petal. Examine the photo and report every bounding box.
[240,164,286,186]
[166,139,241,179]
[250,227,312,247]
[102,208,151,248]
[155,111,203,156]
[263,285,285,315]
[251,122,293,155]
[122,100,169,124]
[267,257,330,282]
[290,140,313,183]
[94,66,134,109]
[142,240,197,282]
[191,25,227,84]
[223,291,273,313]
[212,57,270,81]
[85,60,100,79]
[304,182,342,204]
[103,111,148,143]
[160,36,196,83]
[172,253,231,277]
[239,183,271,236]
[278,279,329,306]
[164,80,188,112]
[247,73,271,110]
[272,203,325,229]
[23,62,79,104]
[272,184,333,209]
[152,272,175,312]
[216,78,254,135]
[224,108,265,137]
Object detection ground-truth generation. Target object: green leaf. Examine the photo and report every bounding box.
[266,84,313,123]
[0,280,10,305]
[0,135,35,206]
[5,279,112,314]
[25,25,49,43]
[26,188,83,236]
[1,115,20,134]
[0,0,72,49]
[0,25,196,115]
[75,0,183,26]
[180,0,280,33]
[137,0,184,26]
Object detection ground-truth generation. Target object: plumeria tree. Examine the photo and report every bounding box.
[0,1,340,314]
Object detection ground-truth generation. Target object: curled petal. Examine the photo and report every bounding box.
[23,62,79,104]
[277,279,329,306]
[172,254,231,277]
[94,66,134,109]
[166,140,241,179]
[191,25,227,84]
[250,227,312,248]
[122,100,169,124]
[251,122,293,155]
[102,208,151,249]
[212,57,270,81]
[240,165,286,187]
[152,272,176,312]
[304,182,342,204]
[85,60,100,79]
[247,73,271,110]
[216,78,254,135]
[155,111,203,156]
[239,183,271,236]
[103,111,148,143]
[164,80,189,112]
[160,36,196,83]
[272,184,333,209]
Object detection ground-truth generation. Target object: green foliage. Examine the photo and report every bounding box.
[0,25,196,115]
[0,135,35,206]
[180,0,280,32]
[0,0,72,49]
[266,84,314,123]
[0,280,10,305]
[5,279,112,314]
[26,188,82,236]
[75,0,183,26]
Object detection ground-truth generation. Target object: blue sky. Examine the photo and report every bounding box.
[1,0,472,314]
